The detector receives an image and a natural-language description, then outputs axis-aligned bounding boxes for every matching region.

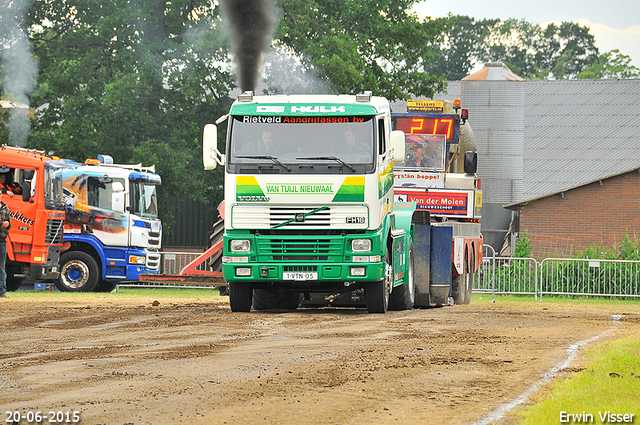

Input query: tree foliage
[577,49,640,79]
[22,0,235,231]
[423,15,498,81]
[273,0,447,100]
[427,18,605,80]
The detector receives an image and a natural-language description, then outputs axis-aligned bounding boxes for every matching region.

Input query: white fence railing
[158,251,206,275]
[476,246,640,299]
[137,249,640,299]
[539,258,640,298]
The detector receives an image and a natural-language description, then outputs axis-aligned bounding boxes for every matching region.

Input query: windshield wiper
[236,155,291,172]
[296,156,356,172]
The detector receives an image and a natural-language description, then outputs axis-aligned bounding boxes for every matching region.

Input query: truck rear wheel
[366,251,391,313]
[463,255,474,305]
[229,281,253,312]
[56,251,100,292]
[451,248,468,305]
[253,289,300,310]
[389,238,415,310]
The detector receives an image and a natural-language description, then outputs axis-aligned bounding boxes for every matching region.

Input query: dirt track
[1,294,639,425]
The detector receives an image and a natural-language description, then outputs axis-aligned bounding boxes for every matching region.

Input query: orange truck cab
[1,146,65,290]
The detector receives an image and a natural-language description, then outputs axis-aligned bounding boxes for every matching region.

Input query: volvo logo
[295,213,305,222]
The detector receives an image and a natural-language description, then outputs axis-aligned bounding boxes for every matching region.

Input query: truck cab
[55,156,162,292]
[1,146,65,291]
[392,99,483,305]
[203,91,415,313]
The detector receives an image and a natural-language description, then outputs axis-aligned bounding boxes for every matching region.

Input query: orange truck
[1,146,65,290]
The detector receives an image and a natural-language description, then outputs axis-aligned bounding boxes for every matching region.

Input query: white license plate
[283,272,318,281]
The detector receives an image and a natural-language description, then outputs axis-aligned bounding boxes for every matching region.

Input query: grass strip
[514,336,640,424]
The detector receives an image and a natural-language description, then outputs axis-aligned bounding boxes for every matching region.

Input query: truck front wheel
[5,265,25,291]
[56,251,100,292]
[229,281,253,312]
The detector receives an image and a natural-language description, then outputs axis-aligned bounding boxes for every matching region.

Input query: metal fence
[539,258,640,298]
[159,251,206,274]
[129,249,640,299]
[476,246,640,299]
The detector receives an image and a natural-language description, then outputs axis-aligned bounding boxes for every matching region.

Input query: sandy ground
[1,293,638,425]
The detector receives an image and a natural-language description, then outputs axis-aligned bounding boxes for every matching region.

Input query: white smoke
[0,0,37,147]
[262,48,333,95]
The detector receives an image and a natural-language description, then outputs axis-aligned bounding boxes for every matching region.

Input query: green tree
[424,15,498,80]
[577,49,640,79]
[477,19,599,79]
[25,0,234,208]
[273,0,447,100]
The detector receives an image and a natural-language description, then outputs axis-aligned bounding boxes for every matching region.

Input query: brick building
[506,168,640,259]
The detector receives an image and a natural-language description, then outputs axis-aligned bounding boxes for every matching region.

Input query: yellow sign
[407,99,444,112]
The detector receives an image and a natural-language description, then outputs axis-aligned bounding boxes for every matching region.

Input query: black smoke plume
[219,0,277,92]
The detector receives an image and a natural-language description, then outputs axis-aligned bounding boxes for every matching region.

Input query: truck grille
[231,205,369,229]
[270,207,331,227]
[146,251,161,270]
[45,219,64,244]
[258,237,343,262]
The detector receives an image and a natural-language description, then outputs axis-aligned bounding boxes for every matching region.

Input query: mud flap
[413,222,431,307]
[429,225,453,305]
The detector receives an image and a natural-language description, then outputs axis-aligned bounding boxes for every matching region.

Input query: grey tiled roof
[391,79,640,204]
[520,79,640,204]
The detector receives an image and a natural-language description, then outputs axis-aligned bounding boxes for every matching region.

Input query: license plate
[283,272,318,281]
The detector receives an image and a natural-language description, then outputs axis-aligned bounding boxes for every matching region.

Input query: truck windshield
[44,168,65,210]
[395,134,447,172]
[227,115,376,174]
[130,182,159,219]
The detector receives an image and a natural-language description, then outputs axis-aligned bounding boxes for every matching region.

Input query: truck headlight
[230,239,251,252]
[129,255,146,265]
[351,239,371,252]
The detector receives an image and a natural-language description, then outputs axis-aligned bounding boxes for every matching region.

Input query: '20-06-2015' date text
[5,411,81,423]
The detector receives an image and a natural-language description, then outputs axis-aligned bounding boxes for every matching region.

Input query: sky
[411,0,640,71]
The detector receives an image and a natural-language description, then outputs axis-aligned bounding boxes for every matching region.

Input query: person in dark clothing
[235,130,279,156]
[0,189,12,297]
[404,143,434,168]
[0,168,16,198]
[335,130,371,154]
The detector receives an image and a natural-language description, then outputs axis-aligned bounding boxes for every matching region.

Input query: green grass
[11,287,225,300]
[513,337,640,424]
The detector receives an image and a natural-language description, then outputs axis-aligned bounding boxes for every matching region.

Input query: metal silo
[462,62,525,252]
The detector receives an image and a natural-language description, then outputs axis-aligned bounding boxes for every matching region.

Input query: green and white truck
[202,91,480,313]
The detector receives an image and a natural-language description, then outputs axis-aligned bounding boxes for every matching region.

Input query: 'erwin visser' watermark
[560,411,636,423]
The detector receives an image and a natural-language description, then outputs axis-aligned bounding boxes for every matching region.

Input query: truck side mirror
[203,124,226,170]
[464,151,477,174]
[111,181,125,213]
[390,130,405,163]
[112,192,125,213]
[22,181,31,202]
